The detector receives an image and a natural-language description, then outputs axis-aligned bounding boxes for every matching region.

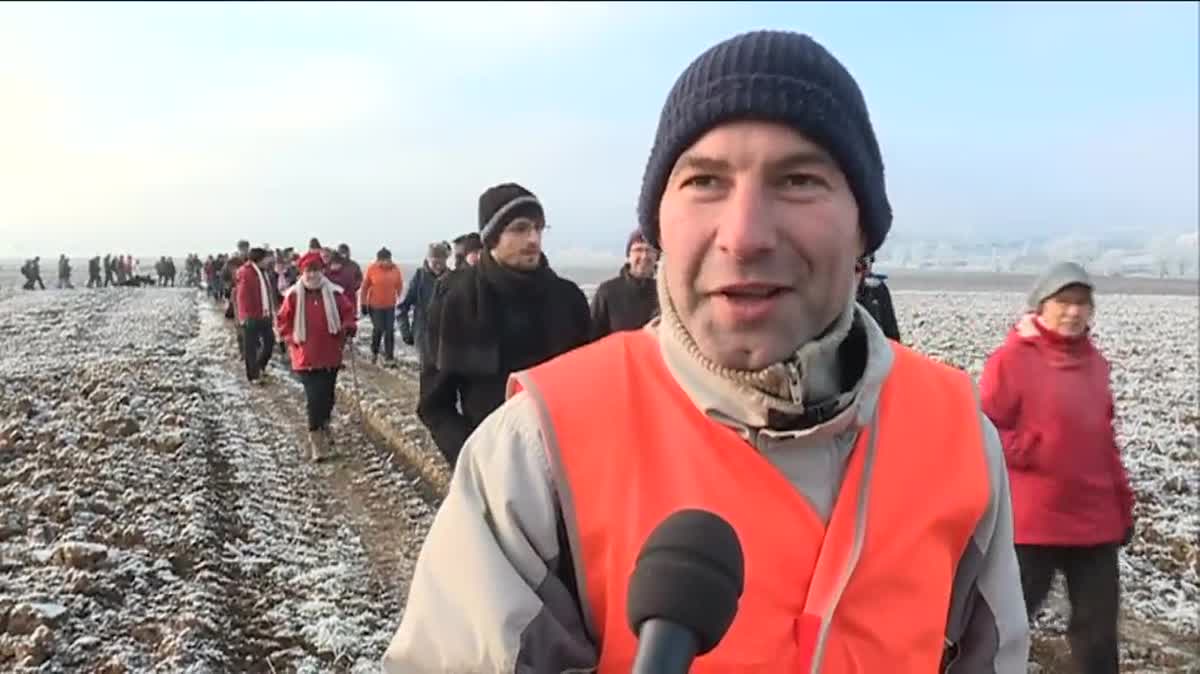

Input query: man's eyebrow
[768,150,840,173]
[669,154,732,180]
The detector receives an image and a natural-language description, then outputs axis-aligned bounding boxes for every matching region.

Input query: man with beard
[397,241,450,365]
[590,229,660,339]
[416,183,591,467]
[385,30,1027,673]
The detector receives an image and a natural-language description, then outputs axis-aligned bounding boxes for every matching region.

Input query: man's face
[492,217,544,271]
[1039,284,1093,337]
[428,256,447,274]
[465,250,481,266]
[320,249,332,264]
[658,120,863,371]
[627,241,658,279]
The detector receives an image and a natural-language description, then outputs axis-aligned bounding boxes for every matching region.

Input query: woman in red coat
[981,261,1133,674]
[276,251,358,462]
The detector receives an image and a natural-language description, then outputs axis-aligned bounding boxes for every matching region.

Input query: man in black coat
[855,254,901,341]
[590,229,659,340]
[417,183,591,467]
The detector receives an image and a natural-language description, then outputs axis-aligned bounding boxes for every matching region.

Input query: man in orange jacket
[385,30,1029,673]
[360,247,404,366]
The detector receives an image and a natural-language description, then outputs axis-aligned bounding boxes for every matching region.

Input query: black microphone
[626,509,745,674]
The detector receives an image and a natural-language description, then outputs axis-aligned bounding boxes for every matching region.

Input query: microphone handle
[631,619,700,674]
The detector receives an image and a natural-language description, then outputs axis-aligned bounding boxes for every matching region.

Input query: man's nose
[714,183,776,260]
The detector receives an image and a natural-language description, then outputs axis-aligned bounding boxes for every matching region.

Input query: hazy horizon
[1,2,1196,259]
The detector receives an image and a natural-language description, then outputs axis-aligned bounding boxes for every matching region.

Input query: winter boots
[307,428,335,463]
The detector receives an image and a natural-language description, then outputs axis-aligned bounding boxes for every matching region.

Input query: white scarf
[251,263,274,318]
[292,277,342,344]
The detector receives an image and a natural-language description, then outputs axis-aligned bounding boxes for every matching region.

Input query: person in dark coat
[855,254,900,341]
[57,255,74,289]
[21,257,45,290]
[590,229,659,340]
[397,241,451,365]
[87,256,102,288]
[417,183,591,467]
[335,243,364,299]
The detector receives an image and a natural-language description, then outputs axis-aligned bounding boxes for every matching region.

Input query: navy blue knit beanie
[637,30,892,253]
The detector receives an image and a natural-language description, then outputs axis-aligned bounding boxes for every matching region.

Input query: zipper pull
[785,359,804,405]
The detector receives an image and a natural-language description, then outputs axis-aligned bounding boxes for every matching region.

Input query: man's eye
[681,174,720,189]
[783,173,829,189]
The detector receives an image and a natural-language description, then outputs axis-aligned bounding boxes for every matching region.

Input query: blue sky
[0,1,1195,260]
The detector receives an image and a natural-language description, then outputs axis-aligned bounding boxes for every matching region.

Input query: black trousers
[242,318,275,381]
[298,368,339,431]
[369,308,395,360]
[1017,544,1120,674]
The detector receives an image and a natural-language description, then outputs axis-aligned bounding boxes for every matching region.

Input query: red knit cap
[298,251,325,270]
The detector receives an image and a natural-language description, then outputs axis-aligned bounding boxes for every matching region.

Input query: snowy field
[0,283,1196,672]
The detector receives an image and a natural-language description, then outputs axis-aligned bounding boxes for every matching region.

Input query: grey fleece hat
[1028,261,1093,310]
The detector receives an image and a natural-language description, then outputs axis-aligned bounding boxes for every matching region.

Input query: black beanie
[637,30,891,253]
[460,232,484,254]
[478,183,545,248]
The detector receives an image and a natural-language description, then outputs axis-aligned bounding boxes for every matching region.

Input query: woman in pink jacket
[981,261,1133,674]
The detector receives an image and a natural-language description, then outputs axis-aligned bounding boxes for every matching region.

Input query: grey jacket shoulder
[382,391,596,673]
[943,397,1030,672]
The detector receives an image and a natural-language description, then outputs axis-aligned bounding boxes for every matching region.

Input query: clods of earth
[0,288,439,672]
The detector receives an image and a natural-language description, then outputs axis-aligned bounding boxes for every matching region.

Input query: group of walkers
[207,238,362,462]
[18,253,203,290]
[377,30,1135,674]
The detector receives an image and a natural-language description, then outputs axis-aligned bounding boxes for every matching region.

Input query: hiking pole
[346,337,367,427]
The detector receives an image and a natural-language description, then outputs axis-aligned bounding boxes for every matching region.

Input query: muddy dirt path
[0,289,435,672]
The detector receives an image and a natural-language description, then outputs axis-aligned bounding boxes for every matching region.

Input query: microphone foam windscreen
[626,508,745,654]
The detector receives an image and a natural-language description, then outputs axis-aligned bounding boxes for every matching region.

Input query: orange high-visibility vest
[509,330,988,673]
